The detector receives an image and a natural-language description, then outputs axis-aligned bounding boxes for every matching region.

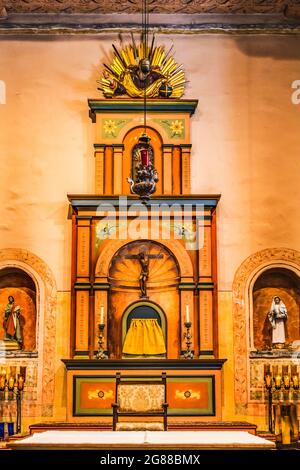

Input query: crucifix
[125,251,163,298]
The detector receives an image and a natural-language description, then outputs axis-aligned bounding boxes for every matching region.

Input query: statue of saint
[268,296,287,348]
[3,296,23,346]
[138,252,149,298]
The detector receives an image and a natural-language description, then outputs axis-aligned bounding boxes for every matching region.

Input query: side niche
[0,267,37,352]
[252,267,300,351]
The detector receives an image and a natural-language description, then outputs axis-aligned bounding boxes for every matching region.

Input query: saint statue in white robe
[268,296,287,347]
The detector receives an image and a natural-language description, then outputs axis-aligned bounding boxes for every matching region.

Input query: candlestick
[185,305,190,324]
[100,306,104,325]
[181,321,194,359]
[96,323,108,360]
[0,366,26,434]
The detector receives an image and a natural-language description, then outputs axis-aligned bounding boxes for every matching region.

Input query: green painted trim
[199,352,215,359]
[75,215,93,220]
[93,283,110,291]
[73,374,215,417]
[111,144,125,148]
[88,99,198,117]
[197,283,214,290]
[74,283,91,290]
[154,118,185,140]
[93,144,106,149]
[179,283,196,290]
[180,144,192,148]
[162,144,174,148]
[68,195,221,211]
[167,376,214,416]
[74,376,115,416]
[73,352,89,358]
[197,215,213,221]
[62,359,227,370]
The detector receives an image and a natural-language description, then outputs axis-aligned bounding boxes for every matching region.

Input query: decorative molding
[1,13,300,34]
[101,119,130,139]
[232,247,300,413]
[3,2,299,16]
[88,100,198,120]
[62,358,227,370]
[0,248,57,417]
[154,119,185,140]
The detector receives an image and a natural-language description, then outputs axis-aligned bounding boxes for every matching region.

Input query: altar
[9,430,275,450]
[64,94,225,425]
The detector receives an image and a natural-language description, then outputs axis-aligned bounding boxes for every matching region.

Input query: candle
[185,305,190,323]
[292,375,299,389]
[8,376,15,391]
[265,374,272,389]
[17,376,24,391]
[0,376,6,391]
[140,149,149,167]
[283,375,290,389]
[275,374,282,389]
[100,306,104,325]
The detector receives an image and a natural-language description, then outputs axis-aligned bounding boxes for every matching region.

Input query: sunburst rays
[98,37,186,99]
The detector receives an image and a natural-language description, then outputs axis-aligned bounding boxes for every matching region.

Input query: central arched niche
[253,267,300,350]
[108,240,180,359]
[122,301,167,358]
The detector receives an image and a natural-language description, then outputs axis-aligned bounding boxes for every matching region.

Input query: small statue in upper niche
[268,296,287,348]
[3,295,23,347]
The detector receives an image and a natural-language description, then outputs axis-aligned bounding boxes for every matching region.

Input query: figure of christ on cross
[125,251,163,298]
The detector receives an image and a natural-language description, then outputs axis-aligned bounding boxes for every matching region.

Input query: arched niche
[121,301,167,358]
[107,240,180,359]
[0,248,56,417]
[0,267,37,350]
[232,248,300,411]
[252,268,300,350]
[122,126,163,195]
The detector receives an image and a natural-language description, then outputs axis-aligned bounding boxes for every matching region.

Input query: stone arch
[0,248,57,417]
[232,247,300,411]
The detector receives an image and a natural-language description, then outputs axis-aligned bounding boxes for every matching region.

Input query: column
[162,144,173,195]
[74,217,91,357]
[197,210,214,358]
[180,144,192,194]
[112,144,124,195]
[94,144,105,194]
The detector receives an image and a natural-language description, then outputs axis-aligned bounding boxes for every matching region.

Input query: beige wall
[1,34,300,428]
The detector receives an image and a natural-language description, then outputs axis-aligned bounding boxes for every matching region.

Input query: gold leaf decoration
[98,37,186,99]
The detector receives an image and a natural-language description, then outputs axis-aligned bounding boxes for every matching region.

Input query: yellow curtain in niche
[122,319,166,355]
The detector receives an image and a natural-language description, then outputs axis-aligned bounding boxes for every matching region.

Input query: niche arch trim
[232,248,300,412]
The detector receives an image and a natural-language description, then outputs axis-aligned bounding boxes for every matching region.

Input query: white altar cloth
[9,430,275,450]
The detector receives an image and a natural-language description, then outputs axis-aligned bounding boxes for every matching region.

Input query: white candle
[185,305,190,323]
[100,306,104,325]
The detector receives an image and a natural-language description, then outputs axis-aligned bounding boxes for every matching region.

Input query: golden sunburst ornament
[98,36,186,99]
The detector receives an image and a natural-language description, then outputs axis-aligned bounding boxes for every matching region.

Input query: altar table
[9,430,275,450]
